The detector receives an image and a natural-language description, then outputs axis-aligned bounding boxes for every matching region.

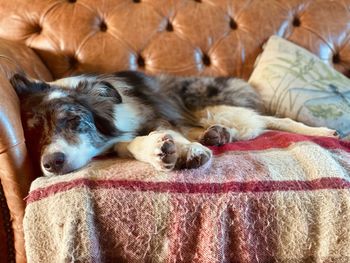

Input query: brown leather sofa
[0,0,349,262]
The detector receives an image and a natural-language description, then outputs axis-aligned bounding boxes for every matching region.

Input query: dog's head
[10,74,123,176]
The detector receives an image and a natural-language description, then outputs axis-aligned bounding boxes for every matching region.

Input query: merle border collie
[10,71,337,176]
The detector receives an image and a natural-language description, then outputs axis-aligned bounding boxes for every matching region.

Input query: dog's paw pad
[200,125,231,146]
[158,137,177,164]
[185,152,210,169]
[177,143,212,169]
[154,134,178,171]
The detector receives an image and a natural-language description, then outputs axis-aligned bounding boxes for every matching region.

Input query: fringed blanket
[24,131,350,263]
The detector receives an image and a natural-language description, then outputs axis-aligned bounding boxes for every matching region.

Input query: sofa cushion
[23,131,350,262]
[249,36,350,139]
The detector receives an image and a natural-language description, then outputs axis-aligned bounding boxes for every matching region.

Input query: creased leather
[0,0,349,79]
[0,39,51,263]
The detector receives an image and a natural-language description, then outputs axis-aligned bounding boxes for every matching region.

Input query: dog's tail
[157,75,264,112]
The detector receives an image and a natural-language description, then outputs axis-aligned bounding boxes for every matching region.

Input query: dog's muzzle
[42,152,66,174]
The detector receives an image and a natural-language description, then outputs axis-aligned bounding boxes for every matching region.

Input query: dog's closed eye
[67,115,80,124]
[56,114,80,129]
[64,115,92,131]
[66,115,80,122]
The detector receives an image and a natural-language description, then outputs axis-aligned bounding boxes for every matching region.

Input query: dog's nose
[42,152,66,174]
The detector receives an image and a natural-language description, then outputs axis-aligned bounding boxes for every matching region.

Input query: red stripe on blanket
[26,177,350,204]
[209,131,350,155]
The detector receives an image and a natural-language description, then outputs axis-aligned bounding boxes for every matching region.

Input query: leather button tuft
[68,0,76,3]
[166,21,174,32]
[194,0,202,2]
[229,18,238,30]
[333,53,340,64]
[346,69,350,78]
[33,24,42,34]
[137,55,145,68]
[68,56,78,68]
[292,17,301,27]
[133,0,141,3]
[202,54,211,66]
[100,21,107,32]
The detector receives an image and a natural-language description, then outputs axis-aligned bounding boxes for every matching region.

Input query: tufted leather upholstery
[1,0,350,80]
[0,0,349,262]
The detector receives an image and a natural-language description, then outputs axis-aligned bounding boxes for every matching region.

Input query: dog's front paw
[151,133,178,171]
[200,125,232,146]
[177,142,212,169]
[156,134,178,170]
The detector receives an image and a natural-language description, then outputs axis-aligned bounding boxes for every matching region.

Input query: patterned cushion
[249,36,350,139]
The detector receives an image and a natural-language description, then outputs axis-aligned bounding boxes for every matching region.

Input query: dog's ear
[91,108,120,137]
[79,97,121,137]
[76,80,122,104]
[95,81,122,104]
[9,74,50,99]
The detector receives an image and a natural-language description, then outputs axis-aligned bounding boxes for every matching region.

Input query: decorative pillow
[249,36,350,139]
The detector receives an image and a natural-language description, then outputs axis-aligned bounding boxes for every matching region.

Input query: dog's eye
[66,116,81,129]
[66,115,94,132]
[67,116,80,122]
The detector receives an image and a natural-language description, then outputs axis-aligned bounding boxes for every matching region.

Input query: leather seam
[0,141,26,155]
[0,56,20,70]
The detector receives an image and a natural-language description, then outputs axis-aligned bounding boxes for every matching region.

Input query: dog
[10,71,338,176]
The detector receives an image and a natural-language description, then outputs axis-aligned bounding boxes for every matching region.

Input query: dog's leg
[114,130,212,171]
[191,105,266,145]
[114,133,178,171]
[260,116,338,137]
[162,130,212,170]
[183,125,237,146]
[190,105,338,146]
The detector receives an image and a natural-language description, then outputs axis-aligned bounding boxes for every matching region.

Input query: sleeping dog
[10,71,337,176]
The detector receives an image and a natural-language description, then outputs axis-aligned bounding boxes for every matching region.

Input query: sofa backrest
[0,0,349,79]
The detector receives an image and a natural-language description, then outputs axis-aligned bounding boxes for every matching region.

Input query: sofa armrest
[0,38,52,263]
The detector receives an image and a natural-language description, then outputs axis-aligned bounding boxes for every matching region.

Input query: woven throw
[24,131,350,263]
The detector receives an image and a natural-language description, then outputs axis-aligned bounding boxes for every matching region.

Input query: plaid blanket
[23,131,350,263]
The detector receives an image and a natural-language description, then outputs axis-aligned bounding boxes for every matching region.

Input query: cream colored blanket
[24,132,350,262]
